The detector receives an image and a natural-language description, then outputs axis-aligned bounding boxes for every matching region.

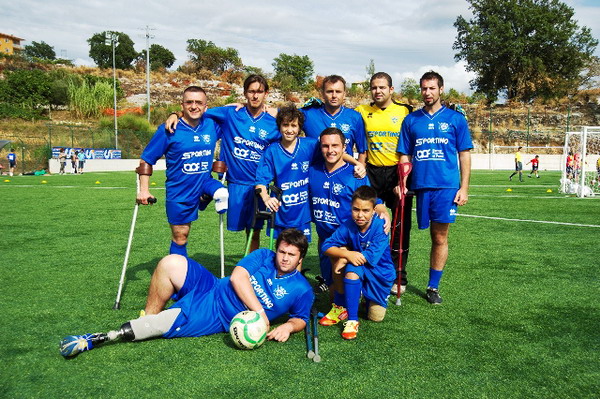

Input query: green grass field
[1,170,598,398]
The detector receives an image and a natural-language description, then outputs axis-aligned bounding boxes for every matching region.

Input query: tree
[88,31,137,69]
[454,0,598,102]
[0,69,52,108]
[272,53,314,91]
[24,41,56,60]
[186,39,242,74]
[139,44,176,71]
[399,78,421,101]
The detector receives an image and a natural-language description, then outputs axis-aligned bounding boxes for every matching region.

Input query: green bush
[68,80,114,118]
[0,103,48,120]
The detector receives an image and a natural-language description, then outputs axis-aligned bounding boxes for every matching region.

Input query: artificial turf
[0,170,598,398]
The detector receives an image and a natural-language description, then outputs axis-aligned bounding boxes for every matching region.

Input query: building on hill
[0,33,24,55]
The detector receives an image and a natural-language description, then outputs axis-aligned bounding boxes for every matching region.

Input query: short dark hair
[420,71,444,88]
[352,185,378,207]
[518,146,523,150]
[276,103,304,130]
[244,74,269,93]
[369,72,393,87]
[322,75,346,91]
[276,228,308,259]
[319,127,345,144]
[183,86,207,96]
[10,148,14,152]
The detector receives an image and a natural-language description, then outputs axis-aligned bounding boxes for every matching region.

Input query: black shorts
[515,162,523,171]
[366,164,398,209]
[9,161,16,168]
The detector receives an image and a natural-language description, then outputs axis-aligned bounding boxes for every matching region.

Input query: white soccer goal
[560,126,600,197]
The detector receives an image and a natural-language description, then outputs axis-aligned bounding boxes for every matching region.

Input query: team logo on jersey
[202,135,211,144]
[194,136,201,142]
[428,123,435,130]
[301,161,309,172]
[273,285,288,299]
[249,126,256,133]
[323,181,330,189]
[450,209,457,216]
[438,122,450,133]
[303,228,311,236]
[267,278,273,286]
[330,122,337,128]
[258,129,268,139]
[361,241,371,250]
[291,163,298,170]
[391,117,399,124]
[333,183,344,195]
[340,123,350,133]
[314,210,324,219]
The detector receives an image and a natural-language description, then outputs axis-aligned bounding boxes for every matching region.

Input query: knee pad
[368,304,387,322]
[213,188,229,214]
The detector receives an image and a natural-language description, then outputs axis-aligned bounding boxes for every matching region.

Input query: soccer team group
[60,70,473,357]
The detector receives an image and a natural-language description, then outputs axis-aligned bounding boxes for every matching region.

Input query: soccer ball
[229,310,268,350]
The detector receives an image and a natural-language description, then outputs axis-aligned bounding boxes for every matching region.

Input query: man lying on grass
[60,228,314,357]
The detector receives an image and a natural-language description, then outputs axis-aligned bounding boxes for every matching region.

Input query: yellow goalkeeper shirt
[356,101,412,167]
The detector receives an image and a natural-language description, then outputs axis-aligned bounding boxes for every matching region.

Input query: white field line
[458,213,600,228]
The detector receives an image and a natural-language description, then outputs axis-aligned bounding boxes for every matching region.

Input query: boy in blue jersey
[166,75,280,253]
[137,86,228,257]
[255,104,319,240]
[309,128,390,321]
[301,75,367,164]
[7,148,16,176]
[59,229,315,357]
[321,186,395,340]
[397,71,472,305]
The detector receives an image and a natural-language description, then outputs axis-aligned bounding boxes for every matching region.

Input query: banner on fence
[52,147,122,160]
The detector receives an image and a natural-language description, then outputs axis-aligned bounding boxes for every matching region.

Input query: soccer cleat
[341,320,359,340]
[139,309,146,318]
[319,304,348,326]
[59,333,108,357]
[509,176,512,181]
[528,175,532,178]
[391,283,407,296]
[426,288,443,305]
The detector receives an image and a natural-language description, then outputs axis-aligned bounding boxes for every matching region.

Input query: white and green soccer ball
[229,310,268,350]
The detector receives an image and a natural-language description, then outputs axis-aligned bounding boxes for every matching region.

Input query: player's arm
[395,154,412,198]
[324,246,366,267]
[165,112,181,133]
[342,153,366,178]
[266,317,305,342]
[256,184,280,212]
[136,160,155,205]
[374,204,391,234]
[454,150,471,206]
[230,266,270,330]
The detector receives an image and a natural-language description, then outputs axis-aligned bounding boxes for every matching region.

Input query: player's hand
[260,312,270,332]
[345,251,366,266]
[228,102,244,111]
[136,190,155,205]
[353,163,366,179]
[393,184,408,199]
[454,187,469,206]
[264,197,281,212]
[333,257,348,274]
[165,113,179,133]
[267,323,293,342]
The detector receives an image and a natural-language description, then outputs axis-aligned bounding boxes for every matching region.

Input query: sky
[2,0,599,94]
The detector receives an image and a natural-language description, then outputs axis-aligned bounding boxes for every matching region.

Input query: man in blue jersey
[301,75,367,164]
[397,71,472,305]
[166,75,280,253]
[322,186,395,339]
[137,86,228,257]
[255,104,319,241]
[309,128,389,326]
[59,229,314,357]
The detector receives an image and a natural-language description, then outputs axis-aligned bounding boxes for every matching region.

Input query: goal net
[560,126,600,197]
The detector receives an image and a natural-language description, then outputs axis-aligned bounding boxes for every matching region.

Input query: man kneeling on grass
[321,186,395,340]
[60,229,314,357]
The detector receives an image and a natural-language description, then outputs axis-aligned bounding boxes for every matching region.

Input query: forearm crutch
[390,162,412,306]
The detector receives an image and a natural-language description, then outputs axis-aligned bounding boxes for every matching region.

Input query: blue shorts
[345,264,393,308]
[164,259,225,338]
[165,178,224,225]
[270,222,312,243]
[415,188,458,229]
[227,182,264,231]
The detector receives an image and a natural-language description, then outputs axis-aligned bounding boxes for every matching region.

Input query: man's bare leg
[145,255,188,314]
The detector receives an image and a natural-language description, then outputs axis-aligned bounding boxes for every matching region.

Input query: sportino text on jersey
[250,276,274,308]
[280,178,309,191]
[312,196,341,208]
[234,136,265,151]
[182,150,213,159]
[415,137,449,146]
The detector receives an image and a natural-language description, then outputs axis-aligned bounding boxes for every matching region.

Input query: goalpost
[560,126,600,197]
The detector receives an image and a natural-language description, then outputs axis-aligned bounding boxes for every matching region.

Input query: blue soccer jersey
[397,106,473,190]
[217,249,314,325]
[301,105,367,155]
[207,106,280,185]
[7,153,16,162]
[141,118,221,202]
[255,137,319,229]
[321,215,395,305]
[308,161,372,238]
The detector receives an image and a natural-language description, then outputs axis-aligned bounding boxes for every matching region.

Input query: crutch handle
[148,197,157,204]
